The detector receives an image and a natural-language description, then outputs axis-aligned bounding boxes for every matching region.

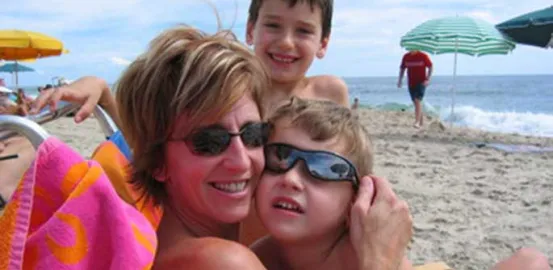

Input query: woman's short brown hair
[115,25,270,205]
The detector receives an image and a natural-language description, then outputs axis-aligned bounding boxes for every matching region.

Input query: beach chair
[0,107,452,270]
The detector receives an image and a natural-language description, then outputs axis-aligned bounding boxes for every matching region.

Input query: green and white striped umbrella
[400,16,516,56]
[400,16,516,123]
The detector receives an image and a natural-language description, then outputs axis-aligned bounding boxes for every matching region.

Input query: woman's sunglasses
[264,143,359,187]
[185,122,271,156]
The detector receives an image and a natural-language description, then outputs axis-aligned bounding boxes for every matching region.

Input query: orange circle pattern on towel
[0,137,158,269]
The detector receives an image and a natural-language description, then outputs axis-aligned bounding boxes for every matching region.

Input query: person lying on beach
[0,87,16,110]
[1,25,413,269]
[14,88,33,116]
[0,88,33,116]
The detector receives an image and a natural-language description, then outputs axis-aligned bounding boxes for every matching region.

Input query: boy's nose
[277,32,294,51]
[279,164,304,192]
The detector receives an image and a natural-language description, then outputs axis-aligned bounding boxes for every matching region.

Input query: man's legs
[414,98,422,128]
[408,84,425,128]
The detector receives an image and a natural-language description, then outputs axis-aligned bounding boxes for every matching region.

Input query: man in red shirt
[397,50,433,128]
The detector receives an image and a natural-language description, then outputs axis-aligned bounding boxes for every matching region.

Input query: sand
[2,109,552,269]
[358,109,553,269]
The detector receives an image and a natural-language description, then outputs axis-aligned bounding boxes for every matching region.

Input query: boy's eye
[297,28,313,34]
[264,23,279,28]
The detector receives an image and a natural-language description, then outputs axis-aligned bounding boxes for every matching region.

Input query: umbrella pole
[450,38,459,127]
[15,61,19,90]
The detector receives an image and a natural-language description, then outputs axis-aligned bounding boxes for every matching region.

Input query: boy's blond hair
[267,97,373,177]
[115,25,270,205]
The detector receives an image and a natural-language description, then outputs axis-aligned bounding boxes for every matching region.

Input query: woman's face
[162,94,266,224]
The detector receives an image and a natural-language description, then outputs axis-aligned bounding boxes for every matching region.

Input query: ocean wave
[441,105,553,137]
[368,101,553,137]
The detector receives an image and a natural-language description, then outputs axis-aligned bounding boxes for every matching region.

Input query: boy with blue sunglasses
[252,97,386,269]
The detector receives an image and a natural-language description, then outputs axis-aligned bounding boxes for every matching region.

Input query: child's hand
[31,76,110,123]
[349,175,413,270]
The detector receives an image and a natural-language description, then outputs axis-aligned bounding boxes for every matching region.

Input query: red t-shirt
[400,51,432,87]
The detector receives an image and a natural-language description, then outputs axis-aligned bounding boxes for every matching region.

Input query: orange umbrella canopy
[0,30,68,60]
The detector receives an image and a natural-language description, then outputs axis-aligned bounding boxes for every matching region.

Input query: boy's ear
[316,35,330,59]
[153,165,169,182]
[246,21,255,46]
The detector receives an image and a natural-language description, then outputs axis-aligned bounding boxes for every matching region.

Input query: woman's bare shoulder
[250,236,282,270]
[154,237,266,270]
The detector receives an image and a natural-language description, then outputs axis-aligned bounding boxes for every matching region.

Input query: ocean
[346,74,553,137]
[15,74,553,138]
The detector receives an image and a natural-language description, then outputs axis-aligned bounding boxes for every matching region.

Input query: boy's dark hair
[248,0,333,39]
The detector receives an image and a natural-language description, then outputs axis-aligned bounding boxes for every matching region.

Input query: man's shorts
[408,83,426,101]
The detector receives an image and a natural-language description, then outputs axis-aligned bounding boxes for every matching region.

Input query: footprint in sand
[394,145,410,151]
[466,150,491,157]
[385,149,400,156]
[471,189,484,196]
[382,161,406,168]
[486,157,502,163]
[413,223,436,233]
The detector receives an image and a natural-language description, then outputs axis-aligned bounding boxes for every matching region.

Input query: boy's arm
[313,75,350,107]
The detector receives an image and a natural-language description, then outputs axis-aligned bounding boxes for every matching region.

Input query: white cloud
[466,11,499,23]
[110,57,132,66]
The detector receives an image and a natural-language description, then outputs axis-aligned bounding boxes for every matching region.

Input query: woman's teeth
[211,182,247,193]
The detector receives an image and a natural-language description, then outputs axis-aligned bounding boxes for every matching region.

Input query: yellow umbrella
[0,30,68,88]
[0,30,68,60]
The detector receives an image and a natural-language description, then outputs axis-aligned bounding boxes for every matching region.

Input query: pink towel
[0,137,157,270]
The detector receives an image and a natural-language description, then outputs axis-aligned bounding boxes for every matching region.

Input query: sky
[2,0,552,86]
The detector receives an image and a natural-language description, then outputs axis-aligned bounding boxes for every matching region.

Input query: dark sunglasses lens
[307,152,355,182]
[190,128,230,155]
[265,144,294,171]
[241,123,269,147]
